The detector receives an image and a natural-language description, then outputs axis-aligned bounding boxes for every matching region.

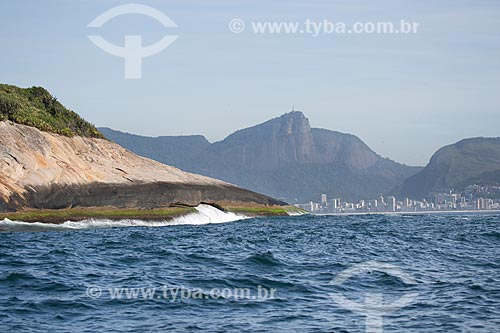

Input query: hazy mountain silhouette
[100,111,421,202]
[397,137,500,198]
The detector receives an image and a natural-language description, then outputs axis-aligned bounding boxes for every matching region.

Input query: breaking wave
[0,204,247,232]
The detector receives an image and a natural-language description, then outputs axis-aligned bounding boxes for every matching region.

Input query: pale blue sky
[1,0,499,165]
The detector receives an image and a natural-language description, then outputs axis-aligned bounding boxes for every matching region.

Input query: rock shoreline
[0,120,287,214]
[0,204,298,224]
[1,181,285,212]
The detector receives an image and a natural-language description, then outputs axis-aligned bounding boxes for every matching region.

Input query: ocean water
[0,210,499,332]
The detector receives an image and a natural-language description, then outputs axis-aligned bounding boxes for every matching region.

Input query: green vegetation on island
[0,206,196,224]
[0,205,305,224]
[226,205,307,216]
[0,84,104,138]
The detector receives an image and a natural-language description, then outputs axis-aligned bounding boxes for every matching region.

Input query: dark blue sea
[1,211,499,332]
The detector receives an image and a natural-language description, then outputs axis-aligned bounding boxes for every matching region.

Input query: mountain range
[100,111,422,202]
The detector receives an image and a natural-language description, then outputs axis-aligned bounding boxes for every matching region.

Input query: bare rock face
[0,121,284,211]
[216,111,317,170]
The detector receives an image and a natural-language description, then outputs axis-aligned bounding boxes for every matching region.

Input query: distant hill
[98,128,210,168]
[397,137,500,198]
[100,112,422,202]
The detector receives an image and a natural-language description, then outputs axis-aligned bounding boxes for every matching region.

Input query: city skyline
[299,185,500,214]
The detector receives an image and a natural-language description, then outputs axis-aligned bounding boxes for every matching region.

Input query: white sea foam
[0,204,247,232]
[286,210,307,216]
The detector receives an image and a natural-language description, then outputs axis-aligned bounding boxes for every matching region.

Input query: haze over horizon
[1,0,499,165]
[100,109,499,168]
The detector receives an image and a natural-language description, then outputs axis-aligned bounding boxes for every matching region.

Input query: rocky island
[0,84,293,223]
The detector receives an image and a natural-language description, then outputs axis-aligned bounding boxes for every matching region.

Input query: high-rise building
[330,198,340,210]
[321,194,327,205]
[387,196,396,212]
[478,197,486,210]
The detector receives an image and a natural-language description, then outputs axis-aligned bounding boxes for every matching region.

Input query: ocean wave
[244,251,282,267]
[0,204,247,232]
[1,213,500,332]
